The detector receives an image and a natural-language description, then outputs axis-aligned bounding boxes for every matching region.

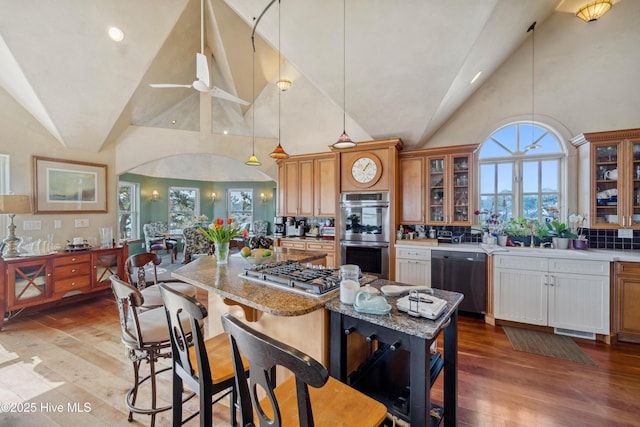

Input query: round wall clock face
[350,153,382,186]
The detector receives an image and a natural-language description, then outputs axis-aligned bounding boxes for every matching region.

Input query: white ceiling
[0,0,615,180]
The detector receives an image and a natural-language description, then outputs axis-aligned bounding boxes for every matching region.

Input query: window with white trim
[228,189,253,231]
[169,187,200,229]
[478,123,565,224]
[118,182,139,241]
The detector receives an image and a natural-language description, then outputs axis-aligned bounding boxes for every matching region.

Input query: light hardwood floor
[1,291,639,426]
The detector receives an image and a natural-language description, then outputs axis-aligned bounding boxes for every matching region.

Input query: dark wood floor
[1,290,639,426]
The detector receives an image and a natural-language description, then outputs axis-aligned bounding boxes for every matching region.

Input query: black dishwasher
[431,250,487,315]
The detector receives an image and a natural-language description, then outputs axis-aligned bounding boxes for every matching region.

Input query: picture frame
[33,156,108,213]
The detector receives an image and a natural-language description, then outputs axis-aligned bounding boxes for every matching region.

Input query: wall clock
[349,152,382,187]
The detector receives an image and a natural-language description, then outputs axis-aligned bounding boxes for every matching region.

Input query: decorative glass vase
[214,241,230,265]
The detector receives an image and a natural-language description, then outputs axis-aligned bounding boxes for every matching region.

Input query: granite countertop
[171,247,332,317]
[324,280,464,340]
[395,239,640,262]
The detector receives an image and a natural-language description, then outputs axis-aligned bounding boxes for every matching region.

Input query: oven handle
[341,242,389,249]
[340,203,389,209]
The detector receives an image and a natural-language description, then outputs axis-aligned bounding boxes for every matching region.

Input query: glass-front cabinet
[6,259,51,309]
[427,153,472,225]
[585,129,640,229]
[93,249,122,288]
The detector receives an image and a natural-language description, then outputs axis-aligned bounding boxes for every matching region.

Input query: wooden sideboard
[0,244,128,330]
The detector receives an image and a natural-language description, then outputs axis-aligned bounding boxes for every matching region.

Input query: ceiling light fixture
[276,79,292,91]
[270,0,290,160]
[576,0,612,22]
[107,26,125,42]
[332,0,356,149]
[246,17,262,166]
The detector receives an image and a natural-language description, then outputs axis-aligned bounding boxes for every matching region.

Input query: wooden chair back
[110,274,146,347]
[221,312,328,426]
[126,252,162,290]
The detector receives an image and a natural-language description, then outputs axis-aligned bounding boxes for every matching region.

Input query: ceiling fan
[149,0,249,106]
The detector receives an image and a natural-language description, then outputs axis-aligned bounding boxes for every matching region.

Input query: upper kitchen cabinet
[573,129,640,229]
[399,144,476,226]
[277,153,338,217]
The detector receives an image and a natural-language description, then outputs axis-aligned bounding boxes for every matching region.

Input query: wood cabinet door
[6,259,51,309]
[626,140,640,228]
[426,155,447,224]
[450,153,472,225]
[298,159,314,217]
[617,275,640,337]
[548,272,610,335]
[399,156,425,224]
[314,155,337,217]
[494,268,548,325]
[283,161,299,216]
[591,141,624,228]
[93,249,122,288]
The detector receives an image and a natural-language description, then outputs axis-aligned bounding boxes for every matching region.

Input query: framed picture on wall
[33,156,108,213]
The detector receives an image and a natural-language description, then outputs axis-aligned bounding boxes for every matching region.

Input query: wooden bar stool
[221,312,388,427]
[159,284,249,426]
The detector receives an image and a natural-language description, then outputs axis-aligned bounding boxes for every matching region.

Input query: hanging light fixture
[270,0,290,160]
[523,22,539,153]
[276,79,292,91]
[332,0,356,149]
[246,21,261,166]
[576,0,612,22]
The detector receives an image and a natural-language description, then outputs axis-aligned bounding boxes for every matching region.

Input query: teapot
[604,169,618,180]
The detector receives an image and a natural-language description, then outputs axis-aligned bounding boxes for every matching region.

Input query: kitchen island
[172,247,332,363]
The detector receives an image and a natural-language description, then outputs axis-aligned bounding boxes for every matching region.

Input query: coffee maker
[274,216,285,237]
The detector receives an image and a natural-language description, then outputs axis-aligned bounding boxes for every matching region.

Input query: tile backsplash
[402,225,640,250]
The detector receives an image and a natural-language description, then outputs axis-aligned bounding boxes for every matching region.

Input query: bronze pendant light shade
[270,0,290,159]
[332,0,356,149]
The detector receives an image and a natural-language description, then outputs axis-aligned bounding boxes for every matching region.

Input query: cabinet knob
[365,333,377,343]
[344,327,356,335]
[71,282,76,286]
[71,257,76,261]
[390,340,402,351]
[71,269,77,273]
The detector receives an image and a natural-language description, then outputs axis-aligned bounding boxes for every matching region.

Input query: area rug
[503,326,596,365]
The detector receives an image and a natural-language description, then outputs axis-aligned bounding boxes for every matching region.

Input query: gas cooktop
[240,261,341,297]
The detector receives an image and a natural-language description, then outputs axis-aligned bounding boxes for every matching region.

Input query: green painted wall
[119,173,276,254]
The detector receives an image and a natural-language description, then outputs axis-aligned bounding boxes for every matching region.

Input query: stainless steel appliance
[436,230,465,244]
[274,216,285,237]
[240,260,341,297]
[431,250,486,315]
[340,192,390,278]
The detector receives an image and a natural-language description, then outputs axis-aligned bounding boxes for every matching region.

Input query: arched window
[478,122,566,224]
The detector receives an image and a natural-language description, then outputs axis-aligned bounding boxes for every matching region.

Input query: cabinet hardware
[365,333,377,343]
[344,327,356,335]
[71,269,77,273]
[390,340,402,351]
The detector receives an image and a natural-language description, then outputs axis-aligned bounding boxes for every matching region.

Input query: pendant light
[523,22,539,153]
[245,29,261,166]
[332,0,356,149]
[270,0,290,160]
[576,0,612,22]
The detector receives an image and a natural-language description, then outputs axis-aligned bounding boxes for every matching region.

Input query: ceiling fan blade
[149,83,193,88]
[196,53,210,88]
[209,86,249,105]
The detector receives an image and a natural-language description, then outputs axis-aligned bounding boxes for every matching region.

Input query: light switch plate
[23,220,42,230]
[54,219,62,229]
[74,219,89,228]
[618,228,633,239]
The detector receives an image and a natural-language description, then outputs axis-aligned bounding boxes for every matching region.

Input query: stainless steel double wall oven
[340,192,390,279]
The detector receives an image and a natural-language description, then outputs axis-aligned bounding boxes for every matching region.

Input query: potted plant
[504,216,531,246]
[546,220,576,249]
[568,214,588,250]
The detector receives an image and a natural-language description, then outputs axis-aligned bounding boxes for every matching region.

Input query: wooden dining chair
[221,312,388,427]
[159,284,249,427]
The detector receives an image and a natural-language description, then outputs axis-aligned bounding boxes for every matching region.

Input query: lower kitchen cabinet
[0,244,128,330]
[615,262,640,343]
[395,246,431,286]
[494,255,610,336]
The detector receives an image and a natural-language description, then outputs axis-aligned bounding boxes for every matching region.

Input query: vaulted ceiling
[0,0,613,180]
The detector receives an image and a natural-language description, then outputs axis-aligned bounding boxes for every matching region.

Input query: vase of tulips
[200,218,248,264]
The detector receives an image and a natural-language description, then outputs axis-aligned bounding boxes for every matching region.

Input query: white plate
[380,284,432,297]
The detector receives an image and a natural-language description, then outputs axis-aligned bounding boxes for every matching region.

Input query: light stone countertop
[324,280,464,340]
[395,239,640,262]
[172,247,331,317]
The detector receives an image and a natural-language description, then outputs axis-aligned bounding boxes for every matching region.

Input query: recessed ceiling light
[223,130,228,135]
[470,71,482,84]
[108,27,124,42]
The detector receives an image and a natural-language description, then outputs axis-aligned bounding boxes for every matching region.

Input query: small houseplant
[546,220,576,249]
[568,214,588,250]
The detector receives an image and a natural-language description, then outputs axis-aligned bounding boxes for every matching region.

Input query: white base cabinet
[494,255,610,335]
[395,247,431,286]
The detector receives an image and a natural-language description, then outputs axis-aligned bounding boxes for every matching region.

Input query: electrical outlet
[54,219,62,229]
[23,220,42,230]
[618,228,633,239]
[74,219,89,228]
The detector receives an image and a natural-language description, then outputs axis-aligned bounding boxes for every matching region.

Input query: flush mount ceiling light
[276,79,292,91]
[107,26,124,42]
[576,0,612,22]
[332,0,356,149]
